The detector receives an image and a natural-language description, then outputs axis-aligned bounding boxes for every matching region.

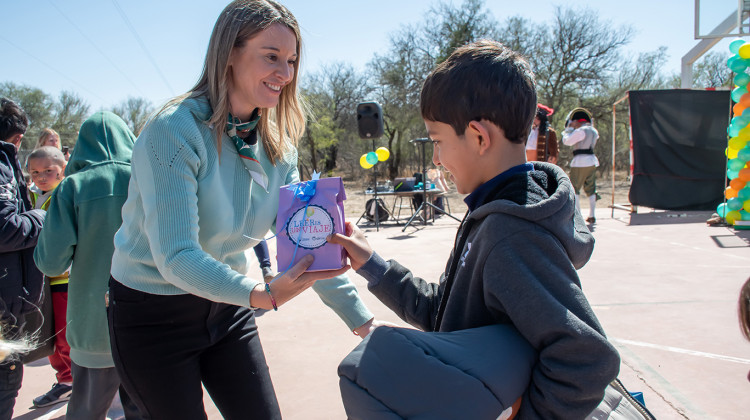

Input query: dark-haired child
[331,40,619,419]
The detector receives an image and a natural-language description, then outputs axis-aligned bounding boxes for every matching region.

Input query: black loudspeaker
[356,102,384,139]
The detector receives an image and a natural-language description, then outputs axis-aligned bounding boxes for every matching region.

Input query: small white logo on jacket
[0,178,17,201]
[460,242,472,267]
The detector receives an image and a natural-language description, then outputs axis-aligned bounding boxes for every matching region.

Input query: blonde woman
[107,1,376,418]
[35,128,61,150]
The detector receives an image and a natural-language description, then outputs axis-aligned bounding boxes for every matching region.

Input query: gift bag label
[286,205,334,249]
[276,175,347,272]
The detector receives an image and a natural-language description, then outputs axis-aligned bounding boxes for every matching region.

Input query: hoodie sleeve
[33,185,77,276]
[483,230,619,419]
[0,177,46,253]
[357,252,443,331]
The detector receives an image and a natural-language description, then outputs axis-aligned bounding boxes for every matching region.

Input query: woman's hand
[326,221,373,271]
[249,254,350,310]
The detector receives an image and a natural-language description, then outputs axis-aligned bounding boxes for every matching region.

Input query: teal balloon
[728,168,740,179]
[729,124,742,137]
[736,73,750,87]
[731,58,749,73]
[739,147,750,161]
[739,187,750,202]
[733,86,748,102]
[729,158,747,171]
[728,55,739,67]
[365,151,378,165]
[717,202,729,217]
[731,116,746,127]
[728,197,744,210]
[741,210,750,221]
[731,39,746,54]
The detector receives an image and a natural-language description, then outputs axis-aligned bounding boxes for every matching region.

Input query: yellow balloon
[729,136,748,151]
[375,147,390,161]
[741,44,750,59]
[744,199,750,212]
[726,210,742,225]
[728,147,740,159]
[360,154,374,169]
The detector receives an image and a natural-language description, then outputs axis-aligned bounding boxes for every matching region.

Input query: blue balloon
[731,58,750,73]
[733,86,749,102]
[736,73,750,87]
[739,187,750,202]
[717,202,729,217]
[729,168,741,179]
[739,146,750,161]
[731,39,746,54]
[728,197,744,211]
[365,151,378,165]
[729,158,748,171]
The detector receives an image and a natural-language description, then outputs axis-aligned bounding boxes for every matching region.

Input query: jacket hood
[65,111,136,176]
[467,162,594,269]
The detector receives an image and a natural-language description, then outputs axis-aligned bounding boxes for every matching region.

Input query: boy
[0,97,46,419]
[26,146,74,407]
[34,112,141,419]
[330,41,620,418]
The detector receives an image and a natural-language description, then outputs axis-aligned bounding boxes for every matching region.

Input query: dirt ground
[342,171,633,218]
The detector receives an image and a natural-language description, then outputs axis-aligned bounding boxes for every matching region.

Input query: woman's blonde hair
[163,0,305,164]
[35,128,61,150]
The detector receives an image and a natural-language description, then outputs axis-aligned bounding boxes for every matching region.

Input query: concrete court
[11,207,750,419]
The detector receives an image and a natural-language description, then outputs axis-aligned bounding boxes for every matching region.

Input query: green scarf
[226,110,268,190]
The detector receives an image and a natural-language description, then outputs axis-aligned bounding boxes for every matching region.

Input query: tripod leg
[425,202,460,222]
[402,203,427,232]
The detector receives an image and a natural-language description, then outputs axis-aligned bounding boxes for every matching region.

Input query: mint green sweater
[110,97,372,329]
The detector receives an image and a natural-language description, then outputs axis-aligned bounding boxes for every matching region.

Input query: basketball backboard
[695,0,750,39]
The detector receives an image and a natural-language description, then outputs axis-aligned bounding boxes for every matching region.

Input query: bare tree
[53,91,90,145]
[529,6,634,113]
[301,62,371,177]
[112,97,154,136]
[424,0,500,64]
[693,52,732,88]
[0,82,56,150]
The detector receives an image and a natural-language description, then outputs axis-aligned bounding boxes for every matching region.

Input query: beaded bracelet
[265,283,278,311]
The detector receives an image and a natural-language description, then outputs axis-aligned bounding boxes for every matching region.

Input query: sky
[1,0,742,113]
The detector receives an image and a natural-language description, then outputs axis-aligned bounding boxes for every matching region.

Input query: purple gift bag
[275,176,347,272]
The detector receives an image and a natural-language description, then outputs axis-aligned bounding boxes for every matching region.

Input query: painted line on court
[612,338,750,365]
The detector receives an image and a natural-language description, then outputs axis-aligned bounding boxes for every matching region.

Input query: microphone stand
[402,138,460,232]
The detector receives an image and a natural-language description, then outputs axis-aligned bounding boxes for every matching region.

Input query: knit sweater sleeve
[132,115,259,307]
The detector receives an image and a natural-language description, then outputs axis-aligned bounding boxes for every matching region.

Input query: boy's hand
[352,317,402,339]
[249,254,350,310]
[327,221,373,270]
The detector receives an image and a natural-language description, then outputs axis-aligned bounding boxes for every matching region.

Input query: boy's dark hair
[420,40,537,144]
[0,98,29,142]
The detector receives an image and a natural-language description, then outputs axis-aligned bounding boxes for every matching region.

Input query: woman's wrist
[249,283,273,310]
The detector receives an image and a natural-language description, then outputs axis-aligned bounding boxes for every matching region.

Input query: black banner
[628,89,729,211]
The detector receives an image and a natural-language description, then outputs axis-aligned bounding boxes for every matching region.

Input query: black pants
[107,278,280,420]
